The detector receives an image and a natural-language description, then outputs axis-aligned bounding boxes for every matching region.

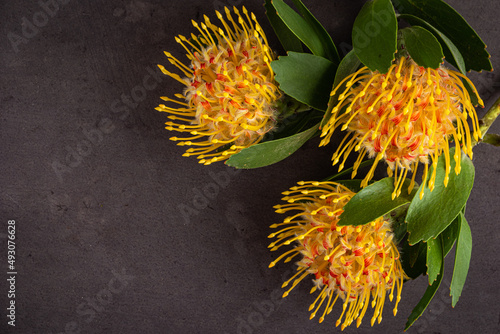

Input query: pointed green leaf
[392,0,492,71]
[398,14,466,74]
[397,13,479,106]
[400,26,444,69]
[450,212,472,307]
[321,49,361,128]
[337,177,417,227]
[263,108,319,142]
[272,52,337,111]
[426,236,443,284]
[387,204,409,244]
[332,50,362,86]
[264,0,303,53]
[441,213,460,257]
[462,78,480,107]
[405,239,444,331]
[291,0,340,64]
[407,147,475,244]
[352,0,397,72]
[225,123,318,168]
[401,240,427,279]
[272,0,338,62]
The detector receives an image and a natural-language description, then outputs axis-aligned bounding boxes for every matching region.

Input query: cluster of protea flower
[320,56,482,199]
[156,6,280,165]
[156,5,486,331]
[269,181,405,329]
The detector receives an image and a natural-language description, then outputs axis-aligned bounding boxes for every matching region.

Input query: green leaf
[441,213,460,257]
[401,240,427,279]
[263,95,318,142]
[290,0,340,64]
[426,236,443,284]
[463,79,480,107]
[450,212,472,307]
[225,123,318,168]
[392,0,492,72]
[271,0,339,62]
[264,0,303,53]
[263,109,320,142]
[400,26,444,69]
[387,204,409,244]
[352,0,397,72]
[407,147,475,244]
[321,49,361,128]
[398,14,466,74]
[272,52,337,111]
[405,239,444,331]
[397,13,479,106]
[337,177,417,227]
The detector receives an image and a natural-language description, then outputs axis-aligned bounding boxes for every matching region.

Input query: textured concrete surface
[1,0,499,333]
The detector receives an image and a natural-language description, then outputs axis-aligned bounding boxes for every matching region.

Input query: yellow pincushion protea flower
[269,181,405,330]
[320,56,483,198]
[156,6,280,165]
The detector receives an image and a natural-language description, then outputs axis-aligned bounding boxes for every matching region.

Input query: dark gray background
[1,0,499,333]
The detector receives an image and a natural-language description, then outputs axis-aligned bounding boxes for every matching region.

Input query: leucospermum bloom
[156,7,280,165]
[269,181,405,330]
[320,56,483,198]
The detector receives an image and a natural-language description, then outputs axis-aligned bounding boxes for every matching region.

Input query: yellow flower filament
[320,57,483,198]
[156,7,280,165]
[269,181,406,330]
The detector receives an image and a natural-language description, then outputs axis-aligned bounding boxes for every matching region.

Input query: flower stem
[473,95,500,146]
